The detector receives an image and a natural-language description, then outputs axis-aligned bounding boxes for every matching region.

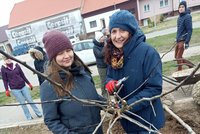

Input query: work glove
[28,83,33,90]
[105,80,118,95]
[6,90,11,97]
[185,43,189,49]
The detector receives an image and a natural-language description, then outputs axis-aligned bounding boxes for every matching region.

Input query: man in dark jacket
[93,31,108,98]
[175,1,194,71]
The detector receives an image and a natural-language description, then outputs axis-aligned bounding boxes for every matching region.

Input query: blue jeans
[11,86,42,120]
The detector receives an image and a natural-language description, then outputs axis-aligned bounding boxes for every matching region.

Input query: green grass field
[147,28,200,53]
[0,86,40,105]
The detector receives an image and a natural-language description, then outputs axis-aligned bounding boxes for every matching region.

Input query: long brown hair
[47,53,91,97]
[103,38,115,65]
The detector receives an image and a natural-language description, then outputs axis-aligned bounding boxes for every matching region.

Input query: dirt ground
[1,101,199,134]
[1,83,200,134]
[1,106,200,134]
[160,109,200,134]
[160,81,200,134]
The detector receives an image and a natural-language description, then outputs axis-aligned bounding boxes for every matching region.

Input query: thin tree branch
[163,104,196,134]
[106,114,121,134]
[129,95,161,107]
[92,111,108,134]
[121,114,161,134]
[125,110,158,131]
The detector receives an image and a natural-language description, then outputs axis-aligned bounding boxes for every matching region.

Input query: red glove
[6,90,11,97]
[105,80,118,94]
[28,83,33,90]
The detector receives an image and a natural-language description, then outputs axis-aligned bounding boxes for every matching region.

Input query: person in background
[29,46,48,85]
[40,30,104,134]
[175,1,194,71]
[104,10,165,133]
[1,57,42,120]
[93,31,108,98]
[101,28,110,45]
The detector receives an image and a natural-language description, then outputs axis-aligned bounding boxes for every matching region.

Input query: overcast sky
[0,0,24,27]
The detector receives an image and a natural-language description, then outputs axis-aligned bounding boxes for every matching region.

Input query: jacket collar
[123,28,146,59]
[3,62,17,70]
[59,64,85,80]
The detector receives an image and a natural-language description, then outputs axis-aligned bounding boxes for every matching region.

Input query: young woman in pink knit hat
[40,30,105,134]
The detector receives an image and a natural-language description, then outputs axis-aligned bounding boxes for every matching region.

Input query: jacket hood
[179,1,190,15]
[186,8,191,14]
[179,1,187,9]
[95,32,104,43]
[123,27,146,60]
[29,46,46,60]
[109,10,146,62]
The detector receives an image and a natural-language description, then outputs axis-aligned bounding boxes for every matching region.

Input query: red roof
[8,0,128,28]
[81,0,128,14]
[9,0,81,28]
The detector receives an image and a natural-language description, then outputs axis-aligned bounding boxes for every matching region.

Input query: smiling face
[179,5,186,13]
[111,28,130,50]
[55,49,74,68]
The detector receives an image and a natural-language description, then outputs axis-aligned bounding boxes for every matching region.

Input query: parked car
[72,39,96,65]
[69,34,79,43]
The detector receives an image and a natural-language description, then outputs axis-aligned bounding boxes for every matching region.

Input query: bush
[160,14,165,22]
[148,18,155,28]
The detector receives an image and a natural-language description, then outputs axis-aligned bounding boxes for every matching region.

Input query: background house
[81,0,137,37]
[138,0,200,26]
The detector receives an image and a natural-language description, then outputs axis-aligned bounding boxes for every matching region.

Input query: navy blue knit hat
[109,10,138,35]
[179,1,187,9]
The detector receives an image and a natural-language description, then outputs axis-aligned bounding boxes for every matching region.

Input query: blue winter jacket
[176,9,193,44]
[40,66,104,134]
[106,28,165,132]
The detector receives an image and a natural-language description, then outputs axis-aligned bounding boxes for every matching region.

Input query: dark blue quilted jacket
[176,9,193,44]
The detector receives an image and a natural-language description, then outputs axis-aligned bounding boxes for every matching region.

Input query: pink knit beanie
[42,30,73,60]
